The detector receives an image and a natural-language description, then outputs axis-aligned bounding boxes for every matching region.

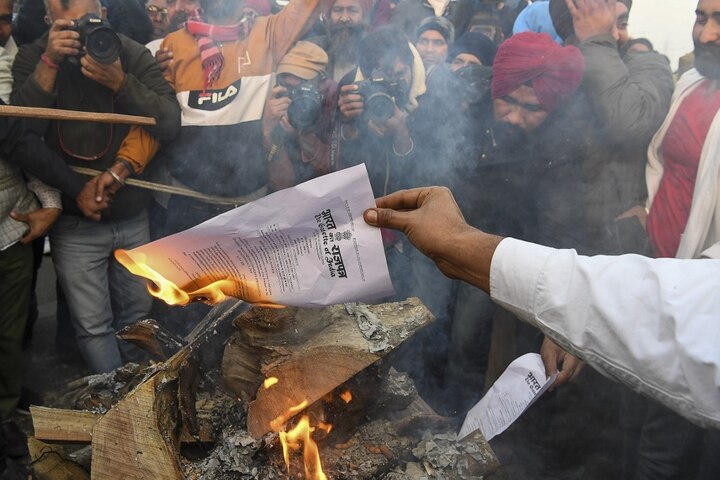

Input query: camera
[354,70,403,123]
[283,81,324,131]
[67,13,122,65]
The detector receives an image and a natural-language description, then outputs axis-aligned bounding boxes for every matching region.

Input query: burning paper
[458,353,557,441]
[116,164,394,307]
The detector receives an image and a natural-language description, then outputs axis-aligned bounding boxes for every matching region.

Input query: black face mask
[491,120,528,149]
[694,40,720,80]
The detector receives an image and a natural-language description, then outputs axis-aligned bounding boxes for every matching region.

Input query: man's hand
[44,19,81,64]
[80,55,126,93]
[75,172,117,222]
[540,337,585,391]
[338,84,364,122]
[565,0,618,42]
[262,85,294,139]
[9,208,62,243]
[155,48,173,75]
[363,187,503,291]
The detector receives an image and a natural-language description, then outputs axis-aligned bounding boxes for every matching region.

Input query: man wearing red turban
[491,31,585,128]
[445,31,593,418]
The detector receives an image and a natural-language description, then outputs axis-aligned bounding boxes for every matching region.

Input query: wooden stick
[31,406,100,443]
[0,105,156,126]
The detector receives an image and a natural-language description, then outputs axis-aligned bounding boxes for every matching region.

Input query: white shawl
[646,68,720,259]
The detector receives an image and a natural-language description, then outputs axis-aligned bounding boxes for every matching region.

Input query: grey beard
[329,25,364,67]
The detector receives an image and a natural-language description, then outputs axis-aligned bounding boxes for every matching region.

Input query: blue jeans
[50,211,152,373]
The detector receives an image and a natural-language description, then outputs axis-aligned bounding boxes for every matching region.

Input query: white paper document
[458,353,557,441]
[115,164,394,308]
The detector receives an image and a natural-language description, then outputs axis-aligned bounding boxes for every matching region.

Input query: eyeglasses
[146,5,168,18]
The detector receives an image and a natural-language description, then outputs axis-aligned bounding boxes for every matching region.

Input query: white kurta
[489,238,720,429]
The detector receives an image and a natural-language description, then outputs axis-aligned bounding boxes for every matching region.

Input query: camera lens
[364,92,395,122]
[288,95,321,130]
[86,28,122,64]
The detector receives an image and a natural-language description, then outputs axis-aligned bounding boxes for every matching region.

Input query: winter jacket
[159,0,322,198]
[577,34,674,253]
[11,33,181,220]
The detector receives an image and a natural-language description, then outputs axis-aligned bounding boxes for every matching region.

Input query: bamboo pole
[0,105,156,126]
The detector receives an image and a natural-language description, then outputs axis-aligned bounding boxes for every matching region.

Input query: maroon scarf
[185,9,249,92]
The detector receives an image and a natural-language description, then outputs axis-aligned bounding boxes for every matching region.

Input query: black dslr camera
[282,81,324,131]
[67,13,122,65]
[355,70,404,123]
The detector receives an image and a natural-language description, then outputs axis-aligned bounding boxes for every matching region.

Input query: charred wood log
[221,297,435,438]
[116,319,186,361]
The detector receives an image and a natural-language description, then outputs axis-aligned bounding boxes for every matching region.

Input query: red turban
[491,32,585,112]
[324,0,374,20]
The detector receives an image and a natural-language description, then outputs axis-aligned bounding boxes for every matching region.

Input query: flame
[279,416,328,480]
[114,249,282,307]
[339,390,352,404]
[264,377,279,389]
[272,401,329,480]
[270,400,309,432]
[316,421,333,434]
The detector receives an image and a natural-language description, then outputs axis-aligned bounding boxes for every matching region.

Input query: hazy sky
[630,0,696,70]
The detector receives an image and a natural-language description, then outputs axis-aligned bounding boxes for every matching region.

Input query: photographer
[10,0,180,374]
[335,26,424,197]
[262,41,333,190]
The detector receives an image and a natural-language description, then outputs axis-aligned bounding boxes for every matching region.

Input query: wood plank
[31,405,213,445]
[90,378,183,480]
[28,437,91,480]
[31,406,100,443]
[0,105,156,126]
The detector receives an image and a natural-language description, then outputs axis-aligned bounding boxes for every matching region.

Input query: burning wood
[29,298,500,479]
[221,298,434,438]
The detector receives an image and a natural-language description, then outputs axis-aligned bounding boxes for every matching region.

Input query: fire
[264,377,279,389]
[114,249,281,307]
[339,390,352,403]
[272,401,328,480]
[279,416,327,480]
[114,251,190,305]
[270,400,309,432]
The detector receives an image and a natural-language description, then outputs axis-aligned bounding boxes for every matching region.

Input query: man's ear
[101,6,108,20]
[44,15,52,26]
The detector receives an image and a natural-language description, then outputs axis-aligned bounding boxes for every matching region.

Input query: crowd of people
[0,0,717,477]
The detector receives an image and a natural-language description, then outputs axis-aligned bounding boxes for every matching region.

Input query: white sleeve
[489,237,720,430]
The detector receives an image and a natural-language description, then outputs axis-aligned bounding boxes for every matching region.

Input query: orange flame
[114,249,281,307]
[270,400,309,432]
[316,421,333,434]
[272,400,329,480]
[264,377,279,389]
[279,416,328,480]
[339,390,352,404]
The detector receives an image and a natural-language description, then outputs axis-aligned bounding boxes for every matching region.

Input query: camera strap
[55,70,115,161]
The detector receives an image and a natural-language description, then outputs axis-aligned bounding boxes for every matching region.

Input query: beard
[694,40,720,80]
[200,0,244,22]
[491,120,529,149]
[329,23,365,66]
